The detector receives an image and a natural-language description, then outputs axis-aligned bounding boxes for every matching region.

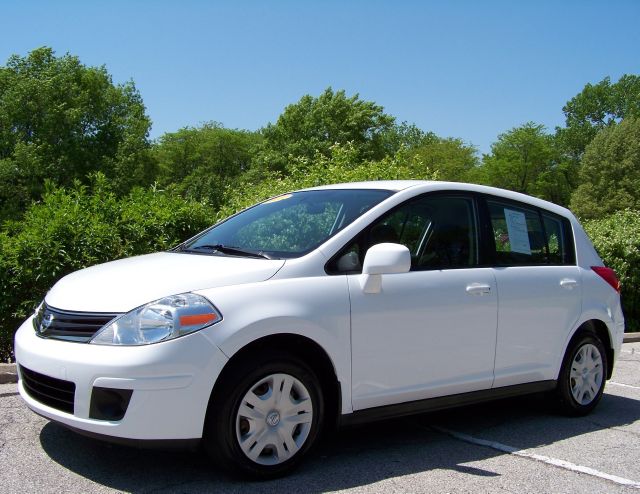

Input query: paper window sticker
[504,208,531,255]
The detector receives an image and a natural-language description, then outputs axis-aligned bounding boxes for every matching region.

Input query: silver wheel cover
[235,373,313,466]
[570,343,604,405]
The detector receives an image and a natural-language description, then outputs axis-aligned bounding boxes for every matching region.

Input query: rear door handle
[466,283,491,295]
[560,278,579,289]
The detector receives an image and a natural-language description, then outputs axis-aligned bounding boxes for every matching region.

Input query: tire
[555,331,608,416]
[204,354,324,479]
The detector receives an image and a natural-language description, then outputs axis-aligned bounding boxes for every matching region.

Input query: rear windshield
[183,189,393,259]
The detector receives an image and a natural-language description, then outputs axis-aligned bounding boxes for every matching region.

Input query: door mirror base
[360,273,382,294]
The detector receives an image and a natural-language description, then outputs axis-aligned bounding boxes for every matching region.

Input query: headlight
[90,293,221,346]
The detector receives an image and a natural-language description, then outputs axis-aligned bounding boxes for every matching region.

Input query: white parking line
[432,426,640,489]
[609,381,640,390]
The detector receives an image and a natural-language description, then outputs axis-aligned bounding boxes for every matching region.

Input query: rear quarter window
[542,213,575,265]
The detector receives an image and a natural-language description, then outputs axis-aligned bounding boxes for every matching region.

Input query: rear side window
[488,200,547,266]
[487,199,575,266]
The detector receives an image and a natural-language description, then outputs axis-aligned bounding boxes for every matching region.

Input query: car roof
[298,180,574,218]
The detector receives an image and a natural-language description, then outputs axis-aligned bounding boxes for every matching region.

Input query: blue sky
[1,0,639,154]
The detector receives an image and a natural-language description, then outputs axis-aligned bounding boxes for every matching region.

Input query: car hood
[45,252,285,313]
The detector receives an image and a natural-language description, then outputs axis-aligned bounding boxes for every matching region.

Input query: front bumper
[14,316,228,441]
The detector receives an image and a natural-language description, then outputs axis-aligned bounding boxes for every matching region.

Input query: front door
[345,194,498,411]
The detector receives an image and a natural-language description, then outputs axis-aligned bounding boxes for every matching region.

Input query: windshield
[182,189,393,259]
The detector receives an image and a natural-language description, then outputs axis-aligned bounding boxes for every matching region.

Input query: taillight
[591,266,621,293]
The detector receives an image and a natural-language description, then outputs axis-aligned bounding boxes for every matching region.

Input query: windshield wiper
[184,244,273,260]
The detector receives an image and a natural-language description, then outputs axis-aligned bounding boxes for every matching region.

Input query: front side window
[329,195,479,273]
[182,189,393,259]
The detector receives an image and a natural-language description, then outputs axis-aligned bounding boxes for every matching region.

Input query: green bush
[583,209,640,331]
[0,174,214,361]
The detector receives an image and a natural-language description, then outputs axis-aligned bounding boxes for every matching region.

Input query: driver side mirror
[360,243,411,293]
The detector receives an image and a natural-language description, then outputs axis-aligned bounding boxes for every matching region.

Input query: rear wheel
[204,356,324,479]
[555,332,607,416]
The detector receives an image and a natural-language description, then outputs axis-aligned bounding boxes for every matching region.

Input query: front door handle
[560,278,579,290]
[466,283,491,295]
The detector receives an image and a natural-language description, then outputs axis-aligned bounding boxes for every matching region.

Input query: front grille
[33,303,120,343]
[20,366,76,414]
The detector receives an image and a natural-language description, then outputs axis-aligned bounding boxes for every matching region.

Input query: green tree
[476,122,574,205]
[218,142,438,219]
[377,122,437,154]
[256,88,396,174]
[570,117,640,219]
[0,47,155,220]
[557,75,640,159]
[374,123,479,181]
[410,135,478,182]
[154,122,261,208]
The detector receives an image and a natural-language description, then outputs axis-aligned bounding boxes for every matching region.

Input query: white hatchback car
[15,181,624,478]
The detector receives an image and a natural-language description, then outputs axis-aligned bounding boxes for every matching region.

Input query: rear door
[484,197,582,387]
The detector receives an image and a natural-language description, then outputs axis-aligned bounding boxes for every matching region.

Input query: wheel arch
[564,319,614,380]
[205,333,342,433]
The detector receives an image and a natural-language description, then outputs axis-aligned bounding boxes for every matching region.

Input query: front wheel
[555,332,607,416]
[204,357,324,479]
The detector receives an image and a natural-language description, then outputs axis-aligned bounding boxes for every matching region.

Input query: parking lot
[1,342,639,493]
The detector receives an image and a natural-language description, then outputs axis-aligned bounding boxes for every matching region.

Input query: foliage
[218,143,438,220]
[154,122,262,208]
[557,75,640,159]
[256,88,396,174]
[4,64,640,358]
[584,210,640,331]
[409,135,479,182]
[0,174,213,361]
[374,122,440,155]
[474,122,575,205]
[570,118,640,219]
[0,47,155,220]
[371,122,479,181]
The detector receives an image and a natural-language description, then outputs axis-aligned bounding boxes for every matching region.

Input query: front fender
[195,276,353,413]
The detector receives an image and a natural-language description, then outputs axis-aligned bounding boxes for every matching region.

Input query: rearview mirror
[360,243,410,293]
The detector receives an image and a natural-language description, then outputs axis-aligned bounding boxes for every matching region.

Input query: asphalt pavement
[1,343,639,493]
